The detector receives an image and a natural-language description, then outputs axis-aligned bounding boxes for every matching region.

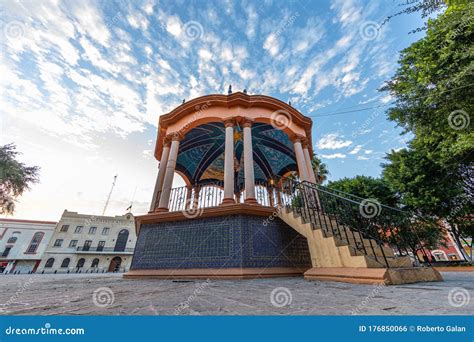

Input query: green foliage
[311,153,329,184]
[0,144,40,215]
[380,4,474,258]
[327,175,399,207]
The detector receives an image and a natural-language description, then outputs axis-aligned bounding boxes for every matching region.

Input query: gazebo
[151,92,315,211]
[125,91,442,284]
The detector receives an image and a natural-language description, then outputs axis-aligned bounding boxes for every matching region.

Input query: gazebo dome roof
[154,92,313,186]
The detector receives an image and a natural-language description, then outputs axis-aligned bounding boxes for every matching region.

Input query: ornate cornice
[154,92,313,160]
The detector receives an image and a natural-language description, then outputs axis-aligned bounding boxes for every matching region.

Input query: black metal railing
[150,177,430,268]
[274,177,431,267]
[76,246,134,253]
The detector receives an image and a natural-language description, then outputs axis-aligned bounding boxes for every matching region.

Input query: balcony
[75,246,134,254]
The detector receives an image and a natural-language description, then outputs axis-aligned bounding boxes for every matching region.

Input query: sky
[0,0,432,221]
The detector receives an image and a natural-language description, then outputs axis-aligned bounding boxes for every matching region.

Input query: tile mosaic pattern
[131,215,311,270]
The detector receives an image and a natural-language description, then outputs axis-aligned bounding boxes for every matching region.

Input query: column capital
[223,118,235,128]
[301,137,309,149]
[163,136,172,147]
[291,134,306,144]
[166,132,184,142]
[240,117,254,128]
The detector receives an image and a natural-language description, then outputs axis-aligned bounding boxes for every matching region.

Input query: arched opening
[76,258,85,268]
[45,258,55,268]
[26,232,44,254]
[60,258,70,268]
[91,258,100,268]
[114,229,129,252]
[175,122,298,187]
[108,257,122,272]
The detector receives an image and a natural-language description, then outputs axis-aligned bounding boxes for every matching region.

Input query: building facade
[0,219,56,274]
[38,210,136,274]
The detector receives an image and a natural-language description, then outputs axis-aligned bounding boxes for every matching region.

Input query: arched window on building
[91,258,100,268]
[76,258,85,268]
[60,258,70,268]
[7,236,17,243]
[25,232,44,254]
[114,229,129,252]
[26,232,44,254]
[45,258,55,268]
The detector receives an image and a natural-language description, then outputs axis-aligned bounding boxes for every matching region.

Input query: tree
[327,175,399,207]
[381,3,474,260]
[0,144,40,215]
[382,0,450,33]
[311,153,329,184]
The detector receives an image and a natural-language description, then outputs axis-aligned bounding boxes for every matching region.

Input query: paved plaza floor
[0,272,472,315]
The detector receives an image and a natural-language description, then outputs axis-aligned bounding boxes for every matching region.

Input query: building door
[108,257,122,272]
[114,229,129,252]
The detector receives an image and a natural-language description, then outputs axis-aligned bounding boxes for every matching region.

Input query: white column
[157,136,181,211]
[293,137,309,181]
[149,142,170,211]
[303,143,316,183]
[243,119,257,204]
[222,119,235,204]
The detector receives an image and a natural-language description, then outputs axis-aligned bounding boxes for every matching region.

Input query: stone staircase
[278,206,412,269]
[272,179,443,284]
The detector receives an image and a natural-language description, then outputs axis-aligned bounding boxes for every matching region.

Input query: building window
[74,226,83,234]
[2,247,12,257]
[45,258,55,268]
[69,240,78,248]
[60,224,69,232]
[26,232,44,253]
[60,258,70,268]
[53,239,63,247]
[102,227,110,235]
[89,227,97,235]
[7,236,17,243]
[83,240,92,251]
[76,258,85,268]
[91,258,100,268]
[97,241,105,251]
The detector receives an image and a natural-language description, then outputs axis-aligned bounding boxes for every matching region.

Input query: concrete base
[124,267,308,279]
[304,267,443,285]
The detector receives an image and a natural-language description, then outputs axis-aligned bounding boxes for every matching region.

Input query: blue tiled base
[130,214,311,270]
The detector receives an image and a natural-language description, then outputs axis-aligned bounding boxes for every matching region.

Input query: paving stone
[0,272,472,315]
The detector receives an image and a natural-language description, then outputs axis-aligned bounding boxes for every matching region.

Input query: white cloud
[349,145,362,154]
[263,33,279,56]
[321,153,346,159]
[317,133,353,150]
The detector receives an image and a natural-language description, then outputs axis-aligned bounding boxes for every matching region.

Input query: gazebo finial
[228,84,232,95]
[243,88,247,94]
[182,99,186,104]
